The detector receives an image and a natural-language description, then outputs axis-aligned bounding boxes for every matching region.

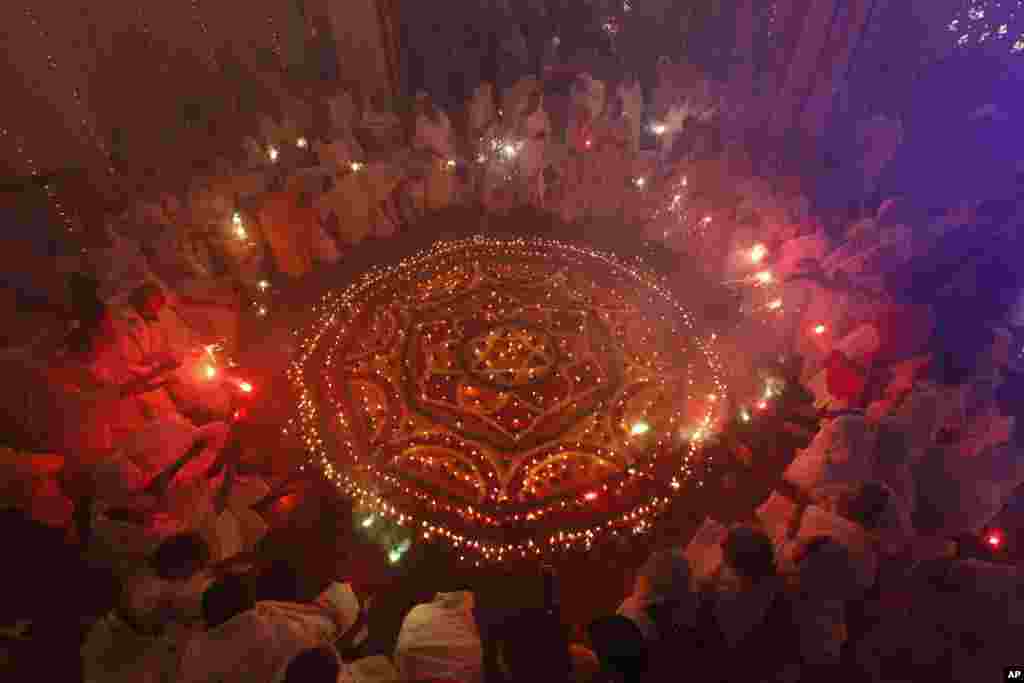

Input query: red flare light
[986,529,1004,549]
[232,407,248,422]
[584,491,598,501]
[237,381,253,393]
[813,324,827,335]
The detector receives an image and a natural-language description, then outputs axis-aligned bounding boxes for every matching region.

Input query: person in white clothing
[516,90,552,207]
[468,82,498,141]
[394,591,484,683]
[413,92,457,161]
[617,548,697,642]
[179,571,365,683]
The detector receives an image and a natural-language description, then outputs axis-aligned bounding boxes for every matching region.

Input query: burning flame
[750,244,768,264]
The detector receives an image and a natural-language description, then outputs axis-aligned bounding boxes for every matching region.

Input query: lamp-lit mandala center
[464,324,557,387]
[291,238,726,557]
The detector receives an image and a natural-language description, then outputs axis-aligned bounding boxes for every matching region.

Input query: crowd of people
[2,22,1024,682]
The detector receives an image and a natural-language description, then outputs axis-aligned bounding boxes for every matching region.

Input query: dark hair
[913,557,960,593]
[252,559,302,603]
[202,574,254,628]
[587,615,649,681]
[131,282,166,316]
[846,482,892,531]
[798,536,859,599]
[802,535,838,559]
[723,526,777,583]
[498,608,572,681]
[283,647,339,683]
[66,272,106,354]
[150,532,211,581]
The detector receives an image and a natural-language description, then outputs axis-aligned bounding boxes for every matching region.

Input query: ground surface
[232,206,807,638]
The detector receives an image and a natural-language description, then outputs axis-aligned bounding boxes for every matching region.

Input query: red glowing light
[986,530,1004,548]
[238,381,253,393]
[204,364,217,379]
[584,492,598,501]
[232,407,248,422]
[813,324,827,335]
[757,401,768,410]
[585,139,592,148]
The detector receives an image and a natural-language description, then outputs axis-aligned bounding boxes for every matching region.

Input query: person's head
[586,615,648,682]
[202,574,254,628]
[150,532,211,581]
[634,549,691,600]
[796,536,859,601]
[912,557,961,594]
[69,271,101,308]
[131,282,166,322]
[844,482,893,532]
[252,558,303,603]
[497,607,572,681]
[723,526,777,584]
[282,647,339,683]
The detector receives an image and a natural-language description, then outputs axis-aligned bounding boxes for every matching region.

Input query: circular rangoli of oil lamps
[288,237,727,562]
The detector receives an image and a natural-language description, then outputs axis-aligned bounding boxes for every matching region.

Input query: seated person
[616,549,697,643]
[94,282,231,422]
[180,567,365,683]
[87,418,231,575]
[284,645,401,683]
[789,536,861,675]
[818,480,912,556]
[82,534,212,683]
[711,526,781,646]
[586,615,649,683]
[88,420,268,578]
[495,607,573,682]
[706,526,801,681]
[758,481,891,593]
[88,282,189,422]
[120,532,214,627]
[394,591,483,683]
[283,646,340,683]
[251,559,366,647]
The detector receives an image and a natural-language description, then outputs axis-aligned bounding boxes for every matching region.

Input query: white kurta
[468,82,497,137]
[88,419,229,574]
[517,103,551,207]
[82,611,192,683]
[617,80,644,152]
[180,584,361,683]
[413,109,457,161]
[394,591,483,683]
